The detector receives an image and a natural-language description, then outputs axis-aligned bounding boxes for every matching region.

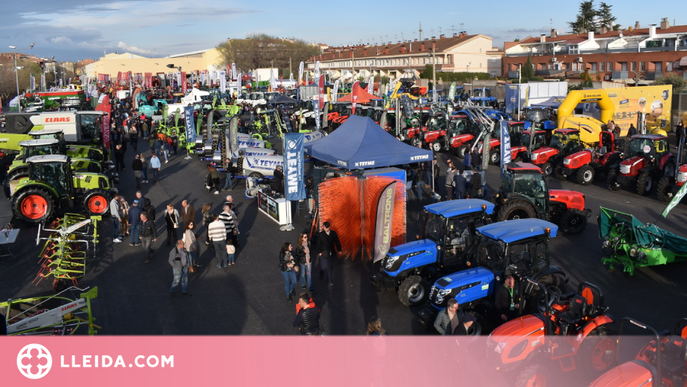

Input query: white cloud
[117,41,154,55]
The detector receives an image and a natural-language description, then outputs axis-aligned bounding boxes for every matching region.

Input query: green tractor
[9,155,116,223]
[30,127,108,162]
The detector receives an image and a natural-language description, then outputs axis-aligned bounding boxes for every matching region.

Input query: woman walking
[182,221,200,269]
[140,153,149,183]
[294,233,313,291]
[118,196,131,238]
[164,203,181,246]
[279,242,298,302]
[201,203,213,246]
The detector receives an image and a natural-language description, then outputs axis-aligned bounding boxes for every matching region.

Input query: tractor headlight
[384,255,400,270]
[629,248,637,258]
[678,172,687,183]
[637,251,647,263]
[435,288,453,304]
[531,153,538,161]
[602,240,611,249]
[493,342,507,354]
[563,158,570,165]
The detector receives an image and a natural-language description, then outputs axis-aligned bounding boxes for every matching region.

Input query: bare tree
[216,33,321,73]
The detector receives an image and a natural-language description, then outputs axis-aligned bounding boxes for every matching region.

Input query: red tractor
[444,113,482,157]
[487,280,617,387]
[421,111,449,152]
[493,162,590,234]
[530,128,585,177]
[560,131,623,185]
[607,134,675,196]
[657,142,687,202]
[590,317,687,387]
[474,121,527,165]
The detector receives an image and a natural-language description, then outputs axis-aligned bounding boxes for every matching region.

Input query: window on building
[590,62,597,71]
[631,62,636,71]
[620,62,627,71]
[600,62,605,71]
[667,62,673,72]
[608,62,612,71]
[654,62,663,72]
[640,62,646,71]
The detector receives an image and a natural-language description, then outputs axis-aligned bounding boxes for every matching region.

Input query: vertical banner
[318,74,325,110]
[219,70,227,93]
[313,93,320,130]
[373,182,396,262]
[228,116,239,157]
[298,61,304,86]
[41,73,46,91]
[30,74,35,91]
[59,78,63,88]
[332,79,340,102]
[448,81,456,102]
[500,120,511,178]
[270,68,276,91]
[314,61,320,87]
[96,95,111,149]
[351,81,360,115]
[481,133,490,171]
[181,72,187,93]
[145,73,152,88]
[236,72,242,97]
[176,72,182,89]
[367,76,374,94]
[283,133,306,201]
[231,63,237,80]
[200,71,206,86]
[211,71,217,86]
[184,105,195,144]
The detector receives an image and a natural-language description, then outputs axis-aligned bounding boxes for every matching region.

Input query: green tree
[597,2,618,30]
[654,73,687,93]
[216,33,321,73]
[568,0,598,33]
[521,56,535,80]
[420,64,433,79]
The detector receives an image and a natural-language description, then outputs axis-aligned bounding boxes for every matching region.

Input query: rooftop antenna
[419,22,423,41]
[401,32,404,41]
[460,23,464,32]
[439,27,443,35]
[450,25,456,34]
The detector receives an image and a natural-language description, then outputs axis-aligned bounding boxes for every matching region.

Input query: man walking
[132,154,143,189]
[149,153,161,183]
[316,221,342,286]
[218,204,236,242]
[128,199,142,246]
[110,195,122,243]
[208,214,228,268]
[453,169,466,199]
[168,240,190,296]
[140,212,157,264]
[445,166,455,201]
[181,200,196,229]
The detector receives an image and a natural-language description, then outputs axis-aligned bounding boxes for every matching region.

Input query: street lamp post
[432,42,437,102]
[9,43,34,96]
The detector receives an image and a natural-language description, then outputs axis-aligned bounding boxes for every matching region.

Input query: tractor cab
[446,114,472,137]
[618,134,671,178]
[521,129,548,151]
[499,163,549,218]
[17,139,62,161]
[27,155,74,199]
[530,128,583,172]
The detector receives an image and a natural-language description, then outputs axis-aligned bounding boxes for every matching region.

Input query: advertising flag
[284,133,306,201]
[314,61,320,86]
[236,72,242,97]
[30,74,35,91]
[318,74,325,110]
[367,76,374,94]
[373,182,396,262]
[228,116,239,157]
[231,63,237,80]
[40,73,46,91]
[289,73,294,83]
[184,105,195,144]
[181,72,187,93]
[298,61,304,85]
[211,71,217,86]
[481,133,490,171]
[219,70,227,92]
[332,79,340,102]
[95,95,111,149]
[662,182,687,217]
[448,81,456,102]
[500,120,511,177]
[351,81,360,115]
[270,68,276,91]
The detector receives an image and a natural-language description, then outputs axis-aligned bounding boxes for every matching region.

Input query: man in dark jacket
[453,169,467,199]
[494,275,520,325]
[293,294,321,335]
[316,221,342,286]
[140,212,157,264]
[132,154,143,189]
[273,165,284,195]
[128,200,143,246]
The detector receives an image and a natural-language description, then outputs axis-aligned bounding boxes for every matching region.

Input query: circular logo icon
[287,140,297,150]
[17,344,52,380]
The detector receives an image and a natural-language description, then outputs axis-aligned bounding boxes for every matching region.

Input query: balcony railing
[644,71,663,80]
[612,71,629,79]
[506,45,687,57]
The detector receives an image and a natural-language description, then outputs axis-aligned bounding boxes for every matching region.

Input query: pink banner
[0,336,615,386]
[181,72,187,93]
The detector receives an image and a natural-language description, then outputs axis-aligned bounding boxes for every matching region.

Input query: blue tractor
[371,199,495,306]
[417,218,568,332]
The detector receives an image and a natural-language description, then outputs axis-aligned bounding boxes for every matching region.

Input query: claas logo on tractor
[45,117,71,123]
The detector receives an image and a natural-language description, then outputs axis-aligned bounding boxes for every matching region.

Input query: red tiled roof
[515,24,687,45]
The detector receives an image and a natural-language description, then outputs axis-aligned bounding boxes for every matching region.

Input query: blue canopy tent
[530,96,566,109]
[304,115,433,169]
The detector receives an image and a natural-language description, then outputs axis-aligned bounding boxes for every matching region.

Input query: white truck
[166,88,211,114]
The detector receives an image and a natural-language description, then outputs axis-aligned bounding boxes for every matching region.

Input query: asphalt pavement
[1,138,687,336]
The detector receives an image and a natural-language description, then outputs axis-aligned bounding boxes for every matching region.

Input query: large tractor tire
[606,169,620,191]
[515,364,551,387]
[455,145,468,159]
[576,165,595,185]
[497,200,536,221]
[431,142,442,152]
[489,149,500,165]
[656,176,675,202]
[410,137,422,148]
[577,324,617,378]
[636,171,653,196]
[12,188,55,223]
[560,209,587,234]
[397,275,427,307]
[84,189,110,216]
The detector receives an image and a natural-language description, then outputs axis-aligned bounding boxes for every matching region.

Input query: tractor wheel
[663,161,676,177]
[7,167,29,182]
[12,187,55,223]
[607,169,620,191]
[455,145,468,159]
[497,200,536,221]
[489,149,500,165]
[84,190,110,216]
[541,162,553,176]
[410,137,422,148]
[431,142,442,152]
[397,275,427,307]
[656,176,675,202]
[248,172,264,180]
[560,210,587,234]
[636,171,653,196]
[515,364,551,387]
[577,324,617,377]
[553,166,567,180]
[576,165,595,185]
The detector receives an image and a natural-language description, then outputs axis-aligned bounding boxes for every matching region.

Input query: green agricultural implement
[598,206,687,275]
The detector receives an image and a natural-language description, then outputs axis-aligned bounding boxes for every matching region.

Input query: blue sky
[0,0,683,62]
